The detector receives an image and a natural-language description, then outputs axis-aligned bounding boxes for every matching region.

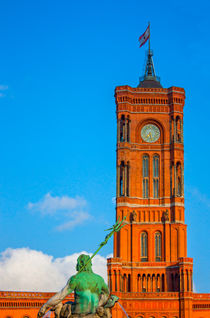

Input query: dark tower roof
[138,49,162,88]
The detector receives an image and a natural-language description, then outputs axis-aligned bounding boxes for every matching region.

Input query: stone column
[164,274,167,292]
[147,276,151,292]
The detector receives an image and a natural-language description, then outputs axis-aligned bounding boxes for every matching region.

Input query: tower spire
[144,48,156,79]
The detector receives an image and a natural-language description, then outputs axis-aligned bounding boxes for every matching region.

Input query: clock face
[141,124,160,143]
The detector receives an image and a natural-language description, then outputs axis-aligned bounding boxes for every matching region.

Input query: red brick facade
[107,85,210,318]
[0,291,73,317]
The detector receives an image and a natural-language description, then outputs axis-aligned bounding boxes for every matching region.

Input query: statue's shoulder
[91,272,107,285]
[68,274,78,287]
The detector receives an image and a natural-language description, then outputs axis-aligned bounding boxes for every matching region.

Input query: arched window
[120,115,125,142]
[141,232,148,261]
[155,232,161,261]
[137,274,141,292]
[177,177,181,196]
[128,274,131,292]
[126,161,130,196]
[120,161,125,196]
[143,155,149,198]
[176,162,182,197]
[123,274,127,292]
[176,116,181,142]
[118,161,129,197]
[142,274,146,292]
[114,270,117,291]
[153,155,159,198]
[127,116,130,142]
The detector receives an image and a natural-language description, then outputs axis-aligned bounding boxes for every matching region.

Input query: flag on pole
[139,25,150,47]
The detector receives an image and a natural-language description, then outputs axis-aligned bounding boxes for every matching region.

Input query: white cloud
[27,193,91,231]
[56,211,90,231]
[28,193,86,215]
[0,248,109,292]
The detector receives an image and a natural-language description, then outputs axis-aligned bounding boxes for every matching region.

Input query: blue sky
[0,0,209,293]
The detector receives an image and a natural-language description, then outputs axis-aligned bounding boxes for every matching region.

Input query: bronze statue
[37,218,126,318]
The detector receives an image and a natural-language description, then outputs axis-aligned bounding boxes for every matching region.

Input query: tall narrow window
[155,232,161,261]
[176,116,181,142]
[126,162,130,196]
[141,232,148,261]
[127,116,130,142]
[143,155,149,198]
[153,155,159,198]
[176,162,182,197]
[177,177,181,196]
[120,161,125,196]
[120,115,125,142]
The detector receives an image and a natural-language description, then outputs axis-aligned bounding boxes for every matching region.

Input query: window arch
[141,232,148,261]
[153,155,159,198]
[155,232,162,261]
[143,155,149,198]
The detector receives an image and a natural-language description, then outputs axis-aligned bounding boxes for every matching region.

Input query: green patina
[66,218,126,314]
[67,255,109,313]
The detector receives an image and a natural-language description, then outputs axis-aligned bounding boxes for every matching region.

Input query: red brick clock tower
[107,49,210,318]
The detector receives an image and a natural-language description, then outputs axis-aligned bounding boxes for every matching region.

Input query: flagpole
[148,21,150,52]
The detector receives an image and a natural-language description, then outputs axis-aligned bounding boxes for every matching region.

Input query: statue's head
[76,254,93,273]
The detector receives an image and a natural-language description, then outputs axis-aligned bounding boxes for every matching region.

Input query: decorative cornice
[115,87,185,95]
[116,202,184,208]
